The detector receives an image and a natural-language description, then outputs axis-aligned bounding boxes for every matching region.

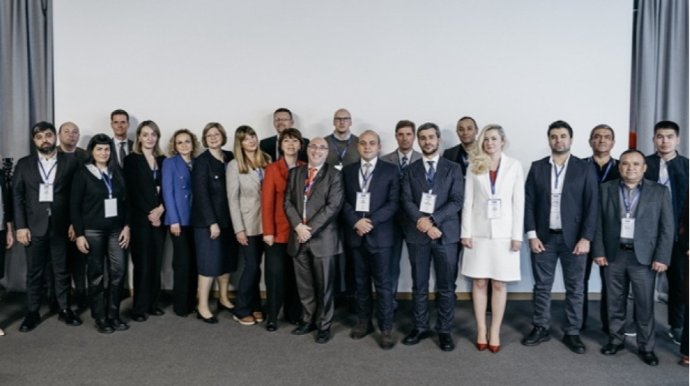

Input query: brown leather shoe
[350,323,373,340]
[380,330,395,350]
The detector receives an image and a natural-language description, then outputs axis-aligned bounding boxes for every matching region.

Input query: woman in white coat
[461,124,524,353]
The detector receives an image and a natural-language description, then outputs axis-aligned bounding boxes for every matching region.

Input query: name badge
[487,199,502,219]
[419,191,436,214]
[621,217,635,239]
[550,193,561,223]
[39,183,54,202]
[356,192,371,212]
[335,163,343,171]
[104,198,118,218]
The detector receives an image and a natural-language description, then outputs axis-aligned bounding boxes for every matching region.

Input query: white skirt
[461,237,521,282]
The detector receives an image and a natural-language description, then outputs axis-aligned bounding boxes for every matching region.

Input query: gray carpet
[0,292,686,386]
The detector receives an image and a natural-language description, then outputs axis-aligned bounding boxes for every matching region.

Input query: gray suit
[593,179,674,351]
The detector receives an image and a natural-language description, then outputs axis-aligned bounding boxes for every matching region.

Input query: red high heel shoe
[476,342,488,351]
[488,344,501,353]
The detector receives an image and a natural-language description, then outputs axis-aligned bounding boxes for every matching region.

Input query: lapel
[410,150,422,163]
[634,182,649,220]
[53,152,66,185]
[247,166,261,186]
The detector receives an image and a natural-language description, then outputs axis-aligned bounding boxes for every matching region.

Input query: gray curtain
[630,0,689,155]
[0,0,53,291]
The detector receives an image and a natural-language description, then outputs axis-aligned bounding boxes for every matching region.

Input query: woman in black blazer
[124,121,166,322]
[191,122,237,323]
[0,161,14,336]
[72,134,130,333]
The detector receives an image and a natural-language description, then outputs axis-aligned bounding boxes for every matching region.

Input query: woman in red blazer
[261,128,305,331]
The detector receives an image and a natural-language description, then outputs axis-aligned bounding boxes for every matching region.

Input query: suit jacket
[190,150,235,229]
[644,152,689,230]
[261,157,305,243]
[380,149,422,177]
[260,135,310,163]
[12,152,78,237]
[58,147,89,165]
[442,144,470,176]
[284,163,344,258]
[341,159,400,249]
[461,154,524,241]
[524,155,598,250]
[110,138,133,169]
[162,154,193,226]
[226,159,263,236]
[0,170,13,228]
[592,179,674,266]
[124,153,165,228]
[401,157,464,245]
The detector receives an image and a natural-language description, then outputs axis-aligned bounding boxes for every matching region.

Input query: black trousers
[293,243,336,331]
[25,221,70,312]
[667,241,686,329]
[234,236,264,318]
[264,242,302,323]
[85,229,127,320]
[353,245,394,331]
[171,226,198,315]
[130,222,166,315]
[583,252,608,332]
[67,239,87,292]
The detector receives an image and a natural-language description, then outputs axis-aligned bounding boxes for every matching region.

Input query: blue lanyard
[330,135,351,164]
[659,177,670,186]
[489,165,500,196]
[256,168,264,183]
[360,165,374,192]
[101,172,113,198]
[553,163,566,190]
[38,160,57,182]
[620,184,642,216]
[589,158,613,183]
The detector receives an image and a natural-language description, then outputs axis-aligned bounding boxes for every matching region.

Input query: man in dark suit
[380,120,422,307]
[284,137,344,344]
[581,124,621,332]
[13,121,81,332]
[259,107,310,162]
[109,109,133,169]
[442,116,478,176]
[522,120,598,354]
[400,122,464,352]
[341,130,400,350]
[643,120,689,345]
[593,149,674,366]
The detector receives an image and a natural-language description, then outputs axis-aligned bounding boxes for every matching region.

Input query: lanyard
[589,158,613,183]
[620,185,642,217]
[256,168,264,183]
[38,160,57,183]
[101,172,113,199]
[331,135,351,164]
[360,165,374,192]
[553,163,566,190]
[489,165,500,196]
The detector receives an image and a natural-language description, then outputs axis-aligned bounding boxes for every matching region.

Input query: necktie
[426,160,435,186]
[119,142,126,168]
[305,168,317,196]
[401,155,408,169]
[361,162,371,191]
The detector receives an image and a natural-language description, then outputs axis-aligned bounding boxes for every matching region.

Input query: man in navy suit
[259,107,310,162]
[522,120,598,354]
[341,130,400,350]
[400,122,464,352]
[109,109,133,169]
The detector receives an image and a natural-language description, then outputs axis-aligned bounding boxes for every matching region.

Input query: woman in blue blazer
[162,129,200,317]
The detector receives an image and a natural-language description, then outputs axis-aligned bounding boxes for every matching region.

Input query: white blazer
[226,159,263,236]
[461,153,524,241]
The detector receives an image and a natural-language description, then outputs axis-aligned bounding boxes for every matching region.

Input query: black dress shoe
[380,330,395,350]
[562,334,586,354]
[292,323,317,335]
[402,329,431,346]
[217,300,234,313]
[350,323,374,340]
[19,312,40,333]
[58,309,83,326]
[522,326,550,346]
[95,319,114,334]
[196,312,219,324]
[132,313,148,322]
[638,350,658,366]
[285,318,302,326]
[600,342,624,356]
[266,322,278,332]
[438,333,455,352]
[148,308,165,316]
[316,329,332,344]
[109,318,130,331]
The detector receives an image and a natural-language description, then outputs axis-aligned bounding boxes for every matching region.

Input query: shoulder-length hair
[133,120,163,156]
[86,133,115,166]
[469,124,508,175]
[167,128,201,158]
[201,122,227,148]
[233,125,270,174]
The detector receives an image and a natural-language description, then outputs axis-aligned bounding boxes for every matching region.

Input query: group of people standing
[0,108,686,366]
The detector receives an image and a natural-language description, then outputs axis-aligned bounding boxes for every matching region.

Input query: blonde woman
[461,124,525,353]
[227,125,271,325]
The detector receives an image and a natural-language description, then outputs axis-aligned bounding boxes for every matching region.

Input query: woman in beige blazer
[227,126,271,325]
[461,124,525,353]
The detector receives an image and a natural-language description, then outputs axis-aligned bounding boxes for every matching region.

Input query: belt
[619,243,634,251]
[549,229,563,234]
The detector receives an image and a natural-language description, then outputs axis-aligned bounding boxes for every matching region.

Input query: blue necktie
[426,160,435,186]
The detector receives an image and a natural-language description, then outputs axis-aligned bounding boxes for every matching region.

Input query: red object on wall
[629,131,637,149]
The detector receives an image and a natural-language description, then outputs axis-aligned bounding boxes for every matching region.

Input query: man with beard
[13,121,80,332]
[259,108,310,162]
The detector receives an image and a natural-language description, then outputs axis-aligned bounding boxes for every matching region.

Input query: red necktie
[304,167,317,196]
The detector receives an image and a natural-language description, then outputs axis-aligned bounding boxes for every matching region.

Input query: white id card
[621,217,635,239]
[39,183,54,202]
[487,199,502,219]
[104,198,118,218]
[335,163,343,171]
[356,192,371,212]
[419,192,436,214]
[549,193,561,223]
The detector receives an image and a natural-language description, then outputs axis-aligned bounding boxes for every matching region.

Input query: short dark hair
[278,128,304,149]
[274,108,293,120]
[31,121,56,137]
[457,116,478,128]
[417,122,440,139]
[589,124,614,140]
[619,148,646,164]
[110,109,129,122]
[86,133,115,165]
[654,120,679,136]
[547,120,573,138]
[395,120,416,134]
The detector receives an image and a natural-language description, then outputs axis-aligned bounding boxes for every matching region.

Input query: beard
[421,146,438,156]
[37,142,57,154]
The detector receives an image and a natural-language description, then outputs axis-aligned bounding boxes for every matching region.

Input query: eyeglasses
[307,145,328,151]
[206,133,221,139]
[334,117,351,122]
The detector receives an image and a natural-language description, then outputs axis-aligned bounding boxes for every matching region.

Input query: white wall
[54,0,632,293]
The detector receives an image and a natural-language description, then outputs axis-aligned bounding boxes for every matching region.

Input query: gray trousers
[293,243,336,331]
